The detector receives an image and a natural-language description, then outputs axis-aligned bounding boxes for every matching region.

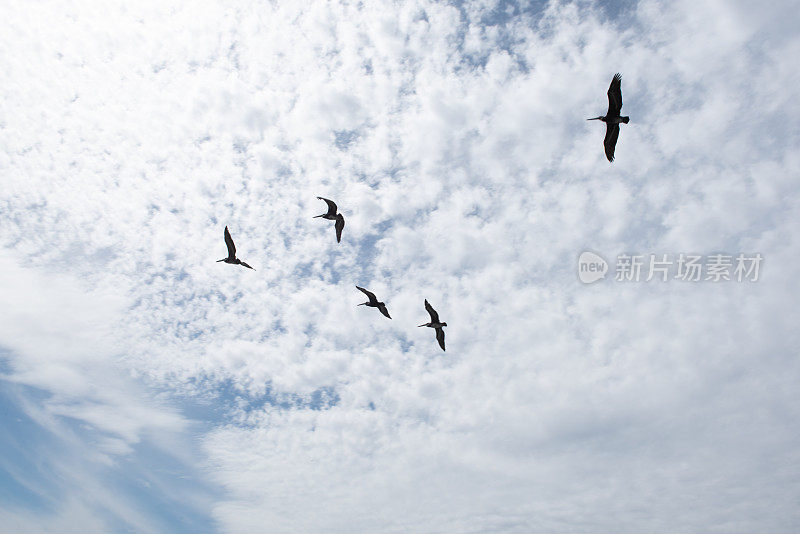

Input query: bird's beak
[357,303,366,306]
[216,259,225,262]
[313,215,323,218]
[417,324,426,327]
[587,117,601,120]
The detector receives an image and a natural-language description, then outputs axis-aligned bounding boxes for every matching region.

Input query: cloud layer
[1,0,799,532]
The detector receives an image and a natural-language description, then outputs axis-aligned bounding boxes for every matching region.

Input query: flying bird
[217,226,255,270]
[355,286,391,319]
[588,73,629,162]
[314,197,345,243]
[418,299,447,351]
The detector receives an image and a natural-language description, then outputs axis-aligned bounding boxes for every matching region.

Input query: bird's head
[441,322,447,327]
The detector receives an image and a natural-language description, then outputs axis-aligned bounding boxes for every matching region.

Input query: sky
[1,0,799,532]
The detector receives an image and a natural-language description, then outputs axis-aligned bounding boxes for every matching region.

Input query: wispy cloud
[0,253,216,532]
[1,0,799,532]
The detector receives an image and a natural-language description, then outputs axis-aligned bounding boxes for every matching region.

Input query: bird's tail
[621,116,629,124]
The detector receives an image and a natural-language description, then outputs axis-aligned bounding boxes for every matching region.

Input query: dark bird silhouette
[356,286,391,319]
[314,197,345,243]
[588,73,629,162]
[216,226,255,270]
[418,299,447,351]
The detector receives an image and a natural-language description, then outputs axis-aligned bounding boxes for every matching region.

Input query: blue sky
[0,372,216,533]
[1,0,800,532]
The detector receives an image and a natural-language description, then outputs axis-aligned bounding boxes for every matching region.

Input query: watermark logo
[577,252,763,283]
[578,251,609,284]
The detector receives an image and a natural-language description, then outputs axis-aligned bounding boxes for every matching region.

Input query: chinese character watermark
[578,252,762,284]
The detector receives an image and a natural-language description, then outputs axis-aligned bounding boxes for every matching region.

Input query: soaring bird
[588,73,629,162]
[418,299,447,351]
[217,226,255,270]
[355,286,391,319]
[314,197,345,243]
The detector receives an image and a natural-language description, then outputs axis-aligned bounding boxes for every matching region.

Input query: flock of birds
[216,74,629,352]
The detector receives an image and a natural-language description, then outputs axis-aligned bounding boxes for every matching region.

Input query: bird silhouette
[588,73,629,162]
[418,299,447,351]
[314,197,345,243]
[355,286,391,319]
[216,226,255,270]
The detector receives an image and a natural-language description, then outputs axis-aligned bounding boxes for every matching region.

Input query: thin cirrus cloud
[0,252,217,532]
[1,0,799,532]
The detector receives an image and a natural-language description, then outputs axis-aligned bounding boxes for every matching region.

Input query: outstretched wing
[606,73,622,117]
[318,197,338,217]
[335,214,345,243]
[356,286,378,304]
[424,299,440,323]
[435,328,445,351]
[604,123,620,162]
[224,226,236,259]
[378,303,392,319]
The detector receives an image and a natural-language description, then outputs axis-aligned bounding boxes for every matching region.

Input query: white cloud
[1,0,799,532]
[0,251,214,531]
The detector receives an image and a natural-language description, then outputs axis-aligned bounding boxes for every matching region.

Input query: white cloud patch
[0,252,215,532]
[1,0,800,532]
